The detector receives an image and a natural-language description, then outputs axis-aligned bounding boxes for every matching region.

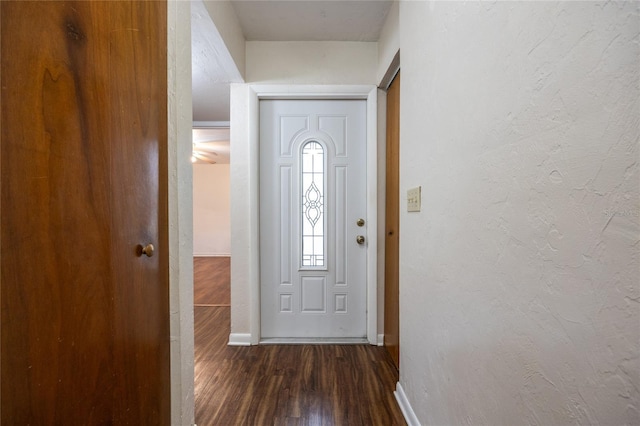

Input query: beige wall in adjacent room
[193,164,231,256]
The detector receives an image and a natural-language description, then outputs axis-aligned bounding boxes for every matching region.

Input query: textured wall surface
[167,0,195,423]
[398,1,639,424]
[229,83,254,340]
[246,41,378,84]
[202,0,246,78]
[193,164,231,256]
[377,0,399,85]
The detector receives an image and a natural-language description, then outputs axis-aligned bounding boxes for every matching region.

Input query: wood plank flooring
[194,257,406,425]
[194,256,230,306]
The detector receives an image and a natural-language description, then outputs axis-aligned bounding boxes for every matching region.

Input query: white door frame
[247,85,378,345]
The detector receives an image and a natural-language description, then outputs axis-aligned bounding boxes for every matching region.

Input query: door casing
[243,85,378,345]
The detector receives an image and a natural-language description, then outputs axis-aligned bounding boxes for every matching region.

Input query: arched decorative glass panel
[301,141,325,267]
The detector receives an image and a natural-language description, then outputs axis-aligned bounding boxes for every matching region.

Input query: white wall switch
[407,186,421,212]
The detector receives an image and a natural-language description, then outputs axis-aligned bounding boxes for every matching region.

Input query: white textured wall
[229,83,256,342]
[202,0,245,79]
[167,0,194,423]
[246,41,378,84]
[377,0,399,84]
[193,164,231,256]
[399,1,639,425]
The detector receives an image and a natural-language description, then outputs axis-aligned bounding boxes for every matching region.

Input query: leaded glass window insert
[301,141,325,267]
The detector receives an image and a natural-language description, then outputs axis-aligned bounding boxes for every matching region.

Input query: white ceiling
[230,0,393,42]
[191,0,392,159]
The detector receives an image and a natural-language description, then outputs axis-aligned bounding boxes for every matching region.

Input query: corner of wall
[168,0,195,424]
[202,0,246,80]
[394,382,422,426]
[229,83,254,341]
[377,0,399,85]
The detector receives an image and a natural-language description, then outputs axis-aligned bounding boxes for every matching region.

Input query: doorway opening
[192,126,231,308]
[230,85,379,345]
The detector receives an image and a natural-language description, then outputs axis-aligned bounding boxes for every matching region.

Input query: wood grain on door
[385,72,401,369]
[1,1,169,422]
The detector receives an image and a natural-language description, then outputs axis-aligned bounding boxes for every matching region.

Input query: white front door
[260,99,368,340]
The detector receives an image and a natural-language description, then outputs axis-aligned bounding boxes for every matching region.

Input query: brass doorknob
[141,243,155,257]
[356,235,365,245]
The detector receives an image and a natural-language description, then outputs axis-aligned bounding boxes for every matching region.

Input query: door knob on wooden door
[356,235,365,245]
[141,243,155,257]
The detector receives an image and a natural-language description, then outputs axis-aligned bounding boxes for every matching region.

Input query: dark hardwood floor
[194,258,405,425]
[194,256,230,306]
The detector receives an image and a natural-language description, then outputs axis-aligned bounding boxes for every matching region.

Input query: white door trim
[246,85,378,345]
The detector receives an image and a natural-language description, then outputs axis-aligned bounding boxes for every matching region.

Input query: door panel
[1,3,112,421]
[1,1,169,423]
[260,100,367,339]
[385,72,400,368]
[109,1,170,422]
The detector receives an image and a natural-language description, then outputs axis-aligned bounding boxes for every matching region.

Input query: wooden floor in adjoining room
[194,257,406,425]
[194,256,230,306]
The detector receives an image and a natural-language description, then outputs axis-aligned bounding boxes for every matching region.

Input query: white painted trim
[248,88,261,345]
[193,121,230,128]
[192,253,231,257]
[394,382,422,426]
[260,337,369,345]
[365,86,378,345]
[250,84,375,100]
[379,50,400,91]
[377,334,385,346]
[247,85,378,345]
[228,333,252,346]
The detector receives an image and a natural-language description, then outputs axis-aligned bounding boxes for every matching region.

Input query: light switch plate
[407,186,421,212]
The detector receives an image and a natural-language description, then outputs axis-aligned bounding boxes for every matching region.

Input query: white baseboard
[261,337,368,345]
[394,382,421,426]
[228,333,252,346]
[193,253,231,257]
[377,334,384,346]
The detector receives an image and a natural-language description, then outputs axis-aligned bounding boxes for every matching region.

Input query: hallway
[193,258,405,425]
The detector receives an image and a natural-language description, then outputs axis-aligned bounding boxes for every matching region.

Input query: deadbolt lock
[356,218,365,227]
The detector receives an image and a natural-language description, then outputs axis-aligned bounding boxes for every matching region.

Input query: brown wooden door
[384,72,400,369]
[1,1,170,423]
